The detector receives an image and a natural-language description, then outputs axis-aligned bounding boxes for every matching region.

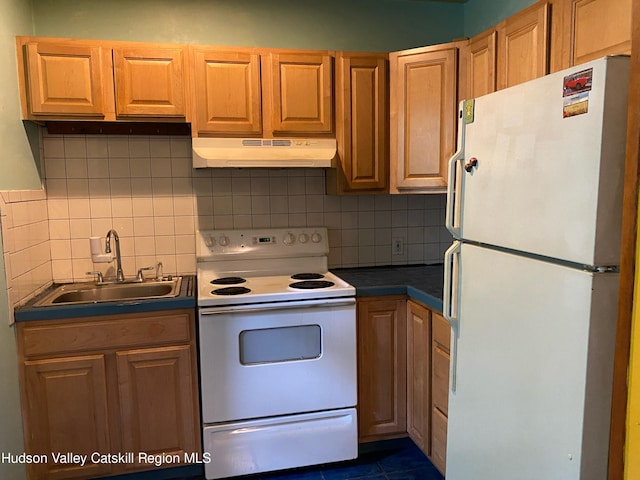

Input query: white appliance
[192,137,337,168]
[195,227,357,479]
[443,56,629,480]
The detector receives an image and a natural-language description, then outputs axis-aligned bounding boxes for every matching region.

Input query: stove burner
[289,280,335,289]
[291,273,325,280]
[212,286,251,295]
[211,277,247,285]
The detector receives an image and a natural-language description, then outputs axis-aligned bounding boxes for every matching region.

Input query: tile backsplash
[1,131,452,313]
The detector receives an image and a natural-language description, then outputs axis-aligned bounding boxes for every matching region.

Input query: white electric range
[195,227,357,479]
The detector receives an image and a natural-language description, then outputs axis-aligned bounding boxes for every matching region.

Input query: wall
[0,0,34,477]
[463,0,537,37]
[31,0,464,52]
[42,133,451,282]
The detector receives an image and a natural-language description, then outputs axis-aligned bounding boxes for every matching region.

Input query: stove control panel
[196,227,328,259]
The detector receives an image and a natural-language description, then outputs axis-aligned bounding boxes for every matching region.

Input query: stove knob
[283,232,296,245]
[204,236,216,247]
[311,232,322,243]
[298,233,309,243]
[219,235,230,247]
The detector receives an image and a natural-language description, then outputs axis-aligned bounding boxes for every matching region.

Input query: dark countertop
[332,264,444,312]
[14,275,196,322]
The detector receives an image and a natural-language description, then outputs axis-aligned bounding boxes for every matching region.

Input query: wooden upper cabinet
[390,43,459,193]
[265,52,334,135]
[329,53,388,193]
[17,37,188,121]
[113,46,186,118]
[462,29,498,100]
[563,0,632,67]
[191,49,262,136]
[497,1,550,90]
[23,40,108,117]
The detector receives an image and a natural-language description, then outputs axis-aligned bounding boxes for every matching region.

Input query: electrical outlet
[393,237,404,255]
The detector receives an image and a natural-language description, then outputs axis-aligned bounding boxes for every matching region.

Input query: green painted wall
[0,0,33,478]
[463,0,537,38]
[31,0,464,52]
[0,0,41,191]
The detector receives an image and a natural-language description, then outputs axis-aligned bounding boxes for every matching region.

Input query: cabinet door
[431,407,448,475]
[23,355,111,480]
[390,44,458,193]
[431,312,451,416]
[406,300,431,455]
[267,52,334,134]
[565,0,632,66]
[497,2,550,90]
[116,345,200,470]
[191,49,262,136]
[357,297,407,441]
[465,29,497,99]
[24,41,107,117]
[333,53,388,193]
[113,46,186,117]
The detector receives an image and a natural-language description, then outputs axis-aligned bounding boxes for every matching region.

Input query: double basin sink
[33,277,182,307]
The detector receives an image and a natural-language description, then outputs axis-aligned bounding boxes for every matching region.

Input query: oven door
[198,297,356,424]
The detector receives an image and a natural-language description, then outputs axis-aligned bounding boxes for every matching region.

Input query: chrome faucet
[105,229,125,282]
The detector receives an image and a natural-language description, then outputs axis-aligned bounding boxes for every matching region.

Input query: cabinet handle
[443,241,461,393]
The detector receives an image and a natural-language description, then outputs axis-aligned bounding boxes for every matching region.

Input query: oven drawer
[202,408,357,479]
[198,298,357,423]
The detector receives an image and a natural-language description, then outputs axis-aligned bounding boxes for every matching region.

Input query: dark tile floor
[109,438,442,480]
[220,438,444,480]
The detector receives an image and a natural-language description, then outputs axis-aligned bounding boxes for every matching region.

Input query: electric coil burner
[196,227,357,480]
[289,280,335,289]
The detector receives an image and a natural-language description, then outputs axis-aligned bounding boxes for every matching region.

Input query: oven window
[239,325,321,365]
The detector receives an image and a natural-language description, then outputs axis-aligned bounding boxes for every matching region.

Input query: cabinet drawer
[431,407,447,475]
[18,310,194,358]
[432,312,450,351]
[432,345,450,415]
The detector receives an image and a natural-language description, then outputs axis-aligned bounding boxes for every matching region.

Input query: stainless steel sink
[33,277,182,307]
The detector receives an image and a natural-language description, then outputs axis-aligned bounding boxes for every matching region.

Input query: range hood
[192,138,337,168]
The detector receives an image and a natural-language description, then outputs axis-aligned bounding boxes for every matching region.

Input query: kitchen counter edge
[332,264,444,312]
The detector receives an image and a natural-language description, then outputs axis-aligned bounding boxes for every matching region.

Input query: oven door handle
[199,297,356,315]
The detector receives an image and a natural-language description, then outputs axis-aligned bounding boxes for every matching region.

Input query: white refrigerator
[443,55,630,480]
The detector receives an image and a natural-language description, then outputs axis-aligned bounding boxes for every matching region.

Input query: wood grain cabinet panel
[565,0,632,66]
[16,309,200,480]
[191,49,262,136]
[17,37,188,122]
[23,41,107,117]
[113,47,186,117]
[266,52,334,134]
[23,355,111,480]
[464,29,498,99]
[116,345,199,470]
[406,300,431,455]
[390,43,459,193]
[357,296,407,441]
[328,53,388,194]
[497,2,550,90]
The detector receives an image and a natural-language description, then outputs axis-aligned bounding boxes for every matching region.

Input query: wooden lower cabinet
[430,311,451,475]
[357,296,450,475]
[406,300,431,454]
[357,296,407,441]
[15,309,200,480]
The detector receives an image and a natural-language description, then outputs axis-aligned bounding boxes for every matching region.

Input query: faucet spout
[105,229,125,282]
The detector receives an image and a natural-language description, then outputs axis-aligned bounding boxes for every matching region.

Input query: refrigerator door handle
[443,240,461,392]
[445,102,467,239]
